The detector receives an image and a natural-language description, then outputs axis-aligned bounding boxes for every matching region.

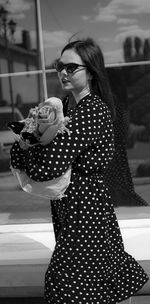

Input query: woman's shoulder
[85,93,110,113]
[76,94,111,122]
[77,93,100,107]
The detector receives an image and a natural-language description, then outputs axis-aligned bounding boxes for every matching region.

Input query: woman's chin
[61,82,72,91]
[62,85,72,91]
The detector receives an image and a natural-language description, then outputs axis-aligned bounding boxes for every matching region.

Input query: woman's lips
[62,78,69,84]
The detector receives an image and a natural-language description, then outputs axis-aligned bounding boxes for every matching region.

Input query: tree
[134,36,142,61]
[143,38,150,60]
[123,37,133,62]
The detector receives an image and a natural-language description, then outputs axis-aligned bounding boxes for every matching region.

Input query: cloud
[94,0,150,23]
[82,15,91,21]
[14,29,72,50]
[42,30,73,48]
[94,3,117,22]
[115,25,150,43]
[0,0,32,20]
[2,0,31,12]
[115,0,150,14]
[99,37,110,43]
[117,18,137,25]
[118,24,141,33]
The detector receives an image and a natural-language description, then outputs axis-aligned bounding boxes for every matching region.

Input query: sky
[0,0,150,66]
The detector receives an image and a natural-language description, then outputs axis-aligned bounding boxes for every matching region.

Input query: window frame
[0,1,150,297]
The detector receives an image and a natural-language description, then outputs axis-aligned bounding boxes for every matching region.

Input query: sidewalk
[0,295,150,304]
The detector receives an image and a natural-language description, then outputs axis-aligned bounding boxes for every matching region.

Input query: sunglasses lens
[66,63,78,73]
[55,62,81,73]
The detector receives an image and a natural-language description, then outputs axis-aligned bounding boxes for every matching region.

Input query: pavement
[0,295,150,304]
[0,298,44,304]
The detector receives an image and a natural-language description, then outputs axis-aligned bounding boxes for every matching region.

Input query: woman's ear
[87,71,93,81]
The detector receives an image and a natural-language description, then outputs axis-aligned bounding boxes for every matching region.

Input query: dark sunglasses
[55,61,86,73]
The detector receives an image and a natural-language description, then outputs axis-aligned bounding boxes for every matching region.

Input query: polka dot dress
[10,93,149,304]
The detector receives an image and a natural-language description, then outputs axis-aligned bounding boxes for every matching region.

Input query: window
[0,0,149,298]
[0,0,150,223]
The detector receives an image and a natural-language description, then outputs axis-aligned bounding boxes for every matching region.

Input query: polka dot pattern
[10,93,149,303]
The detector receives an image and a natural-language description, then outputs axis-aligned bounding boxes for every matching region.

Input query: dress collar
[77,92,92,107]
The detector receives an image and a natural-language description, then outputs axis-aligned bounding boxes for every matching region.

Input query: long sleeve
[11,142,27,170]
[10,94,114,182]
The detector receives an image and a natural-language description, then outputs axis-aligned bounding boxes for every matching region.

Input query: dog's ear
[7,121,25,134]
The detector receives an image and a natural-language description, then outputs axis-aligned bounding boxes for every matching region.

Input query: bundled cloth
[10,166,71,200]
[9,97,71,200]
[8,97,70,146]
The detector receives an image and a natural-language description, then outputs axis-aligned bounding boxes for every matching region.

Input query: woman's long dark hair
[61,38,115,119]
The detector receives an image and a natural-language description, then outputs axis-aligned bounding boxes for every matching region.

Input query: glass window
[40,0,150,67]
[0,73,44,110]
[0,0,40,74]
[0,73,50,225]
[0,0,150,226]
[106,64,150,218]
[107,64,150,180]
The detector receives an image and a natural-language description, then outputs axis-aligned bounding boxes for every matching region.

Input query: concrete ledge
[0,297,150,304]
[0,297,44,303]
[0,296,149,304]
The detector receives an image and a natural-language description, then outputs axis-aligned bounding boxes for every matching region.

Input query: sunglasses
[55,61,86,73]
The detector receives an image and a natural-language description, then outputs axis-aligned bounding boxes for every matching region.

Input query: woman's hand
[19,138,29,150]
[39,120,62,145]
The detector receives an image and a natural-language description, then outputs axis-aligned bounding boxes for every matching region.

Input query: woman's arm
[10,99,114,181]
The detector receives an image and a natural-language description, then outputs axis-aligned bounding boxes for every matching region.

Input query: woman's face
[57,49,91,95]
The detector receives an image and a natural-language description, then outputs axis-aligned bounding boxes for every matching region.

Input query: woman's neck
[72,87,90,104]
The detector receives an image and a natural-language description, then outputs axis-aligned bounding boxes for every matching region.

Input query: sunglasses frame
[55,62,86,74]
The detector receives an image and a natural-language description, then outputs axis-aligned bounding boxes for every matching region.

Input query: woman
[10,38,148,303]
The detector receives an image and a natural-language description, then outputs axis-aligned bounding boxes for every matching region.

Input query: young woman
[10,38,149,304]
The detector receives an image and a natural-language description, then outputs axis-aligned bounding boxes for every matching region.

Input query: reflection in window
[0,71,47,225]
[106,64,150,208]
[0,71,44,171]
[0,72,44,114]
[0,1,150,225]
[107,64,150,179]
[0,1,40,74]
[123,36,150,62]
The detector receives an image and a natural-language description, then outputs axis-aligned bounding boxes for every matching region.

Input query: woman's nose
[61,68,68,75]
